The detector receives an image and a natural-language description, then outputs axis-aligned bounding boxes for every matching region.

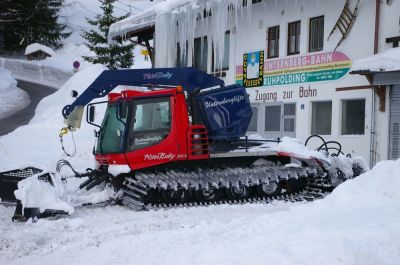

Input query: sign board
[242,51,264,87]
[236,51,351,87]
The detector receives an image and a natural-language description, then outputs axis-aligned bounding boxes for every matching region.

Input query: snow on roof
[109,0,193,40]
[351,47,400,73]
[24,43,55,56]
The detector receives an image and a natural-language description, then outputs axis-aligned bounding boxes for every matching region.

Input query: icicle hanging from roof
[154,0,254,70]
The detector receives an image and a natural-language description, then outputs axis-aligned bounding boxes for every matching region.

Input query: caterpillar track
[121,164,334,210]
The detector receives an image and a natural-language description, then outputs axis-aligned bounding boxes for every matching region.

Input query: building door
[263,102,296,139]
[389,86,400,159]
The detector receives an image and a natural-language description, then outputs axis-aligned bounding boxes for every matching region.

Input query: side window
[341,99,365,135]
[267,26,279,58]
[311,101,332,135]
[129,98,171,151]
[288,21,301,55]
[309,16,324,52]
[96,104,126,154]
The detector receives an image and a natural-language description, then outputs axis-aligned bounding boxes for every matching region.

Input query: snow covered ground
[0,2,399,263]
[1,159,400,265]
[0,64,398,265]
[0,68,30,119]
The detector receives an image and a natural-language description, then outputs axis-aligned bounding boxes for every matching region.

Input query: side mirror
[118,101,127,119]
[88,105,95,123]
[71,90,79,98]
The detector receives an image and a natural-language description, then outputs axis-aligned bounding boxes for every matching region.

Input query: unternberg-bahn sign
[236,51,351,87]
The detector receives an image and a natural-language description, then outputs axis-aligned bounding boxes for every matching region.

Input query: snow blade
[12,200,68,222]
[0,167,43,203]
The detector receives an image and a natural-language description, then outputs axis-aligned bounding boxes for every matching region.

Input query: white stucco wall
[151,0,398,165]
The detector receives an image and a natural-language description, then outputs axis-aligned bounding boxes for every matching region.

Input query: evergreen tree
[82,0,134,69]
[0,0,70,52]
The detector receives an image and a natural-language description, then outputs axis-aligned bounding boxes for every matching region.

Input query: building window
[267,26,279,58]
[193,36,208,72]
[288,21,301,55]
[341,99,365,135]
[312,101,332,135]
[242,0,262,6]
[265,105,281,132]
[283,103,296,133]
[248,106,258,131]
[309,16,324,52]
[212,31,230,73]
[176,42,188,67]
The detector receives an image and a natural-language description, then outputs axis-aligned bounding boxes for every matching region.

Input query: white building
[109,0,400,166]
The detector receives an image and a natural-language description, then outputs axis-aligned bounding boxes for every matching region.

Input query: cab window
[128,97,171,151]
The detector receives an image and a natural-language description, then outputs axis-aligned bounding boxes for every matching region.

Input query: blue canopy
[62,67,225,118]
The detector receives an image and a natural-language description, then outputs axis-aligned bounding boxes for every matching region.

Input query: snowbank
[36,44,94,73]
[0,64,107,172]
[0,159,399,265]
[351,47,400,72]
[0,57,72,88]
[0,68,30,119]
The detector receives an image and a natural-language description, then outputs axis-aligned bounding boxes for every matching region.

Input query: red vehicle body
[95,87,209,171]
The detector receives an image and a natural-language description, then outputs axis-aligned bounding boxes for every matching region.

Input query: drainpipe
[374,0,380,54]
[370,0,381,166]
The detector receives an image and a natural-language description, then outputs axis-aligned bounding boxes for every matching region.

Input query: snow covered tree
[81,0,134,69]
[0,0,70,52]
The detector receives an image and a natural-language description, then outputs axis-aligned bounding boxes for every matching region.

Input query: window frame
[267,25,280,59]
[287,20,301,56]
[309,15,324,52]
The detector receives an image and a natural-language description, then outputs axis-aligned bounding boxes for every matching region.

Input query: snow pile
[0,68,30,119]
[14,171,115,213]
[25,43,55,57]
[14,172,74,214]
[351,47,400,72]
[241,135,328,161]
[277,137,327,160]
[327,159,400,203]
[0,64,107,172]
[1,159,400,265]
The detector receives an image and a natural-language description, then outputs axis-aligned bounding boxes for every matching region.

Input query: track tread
[121,165,332,210]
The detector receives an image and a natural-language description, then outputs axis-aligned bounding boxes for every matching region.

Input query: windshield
[128,97,171,151]
[96,104,127,154]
